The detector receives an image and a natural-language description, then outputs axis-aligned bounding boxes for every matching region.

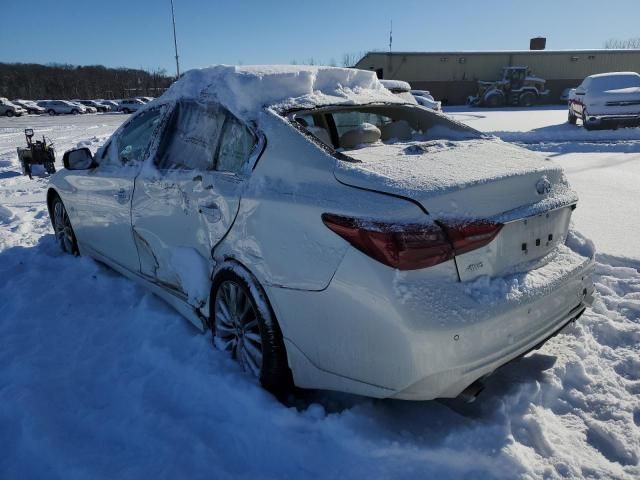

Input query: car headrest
[340,123,381,149]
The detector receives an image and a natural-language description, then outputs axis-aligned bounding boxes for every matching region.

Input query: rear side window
[155,100,226,171]
[216,116,257,174]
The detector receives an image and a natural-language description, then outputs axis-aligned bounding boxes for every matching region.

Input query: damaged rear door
[131,99,258,307]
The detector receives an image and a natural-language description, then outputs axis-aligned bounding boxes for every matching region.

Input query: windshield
[591,74,640,91]
[290,104,479,151]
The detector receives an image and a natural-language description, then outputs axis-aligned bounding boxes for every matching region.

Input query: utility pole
[389,20,393,53]
[170,0,180,78]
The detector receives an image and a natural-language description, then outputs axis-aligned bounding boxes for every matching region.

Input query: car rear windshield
[290,104,478,151]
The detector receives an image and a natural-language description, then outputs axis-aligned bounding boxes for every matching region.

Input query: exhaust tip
[458,380,485,403]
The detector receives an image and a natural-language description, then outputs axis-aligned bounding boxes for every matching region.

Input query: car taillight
[322,213,503,271]
[322,213,453,270]
[440,220,503,255]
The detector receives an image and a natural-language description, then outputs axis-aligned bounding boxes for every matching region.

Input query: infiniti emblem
[536,176,552,195]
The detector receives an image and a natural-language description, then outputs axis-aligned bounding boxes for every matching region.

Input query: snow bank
[159,65,405,121]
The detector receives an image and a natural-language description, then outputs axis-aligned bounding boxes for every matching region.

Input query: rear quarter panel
[215,112,428,291]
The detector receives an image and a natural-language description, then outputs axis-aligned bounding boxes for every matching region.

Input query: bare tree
[342,52,365,68]
[603,38,640,49]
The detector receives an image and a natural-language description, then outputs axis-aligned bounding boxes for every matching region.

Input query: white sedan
[569,71,640,129]
[48,66,595,400]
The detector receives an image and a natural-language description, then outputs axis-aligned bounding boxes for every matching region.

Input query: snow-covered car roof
[587,71,639,80]
[159,65,407,121]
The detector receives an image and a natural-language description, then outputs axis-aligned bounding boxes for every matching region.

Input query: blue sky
[1,0,639,74]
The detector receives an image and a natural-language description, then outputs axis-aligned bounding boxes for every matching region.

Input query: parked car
[13,99,46,114]
[136,96,155,103]
[74,100,108,113]
[97,100,119,110]
[38,100,84,115]
[559,88,575,104]
[69,101,95,113]
[569,72,640,129]
[49,66,595,401]
[0,97,27,117]
[118,98,145,114]
[411,89,442,111]
[379,79,418,104]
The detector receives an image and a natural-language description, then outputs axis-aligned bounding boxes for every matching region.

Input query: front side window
[216,115,257,174]
[116,108,163,165]
[155,100,226,171]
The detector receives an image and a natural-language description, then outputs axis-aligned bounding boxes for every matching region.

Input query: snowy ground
[0,109,638,479]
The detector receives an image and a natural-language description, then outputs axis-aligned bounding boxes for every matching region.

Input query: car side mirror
[574,88,585,95]
[63,147,96,170]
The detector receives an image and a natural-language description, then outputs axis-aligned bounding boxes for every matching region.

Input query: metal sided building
[355,50,640,105]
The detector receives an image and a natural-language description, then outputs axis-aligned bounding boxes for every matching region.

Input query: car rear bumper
[267,240,595,400]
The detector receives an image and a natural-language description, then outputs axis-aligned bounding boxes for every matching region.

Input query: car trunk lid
[334,139,578,280]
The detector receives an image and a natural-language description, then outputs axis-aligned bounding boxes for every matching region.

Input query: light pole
[170,0,180,78]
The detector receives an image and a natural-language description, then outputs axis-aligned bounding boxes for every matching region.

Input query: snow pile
[160,65,404,120]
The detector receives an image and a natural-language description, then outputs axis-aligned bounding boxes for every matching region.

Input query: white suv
[0,98,27,117]
[37,100,85,115]
[569,72,640,129]
[118,99,145,114]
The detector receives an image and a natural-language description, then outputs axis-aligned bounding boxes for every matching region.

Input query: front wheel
[122,108,130,114]
[48,109,56,116]
[51,196,79,255]
[6,110,14,117]
[211,266,292,393]
[71,109,79,115]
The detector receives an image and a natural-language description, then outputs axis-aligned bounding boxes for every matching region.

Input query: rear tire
[519,91,536,107]
[50,195,79,255]
[211,265,293,394]
[122,108,130,114]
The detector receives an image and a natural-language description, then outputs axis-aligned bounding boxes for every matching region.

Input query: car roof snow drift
[159,65,408,121]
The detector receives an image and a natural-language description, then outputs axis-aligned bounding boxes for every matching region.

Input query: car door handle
[199,203,222,222]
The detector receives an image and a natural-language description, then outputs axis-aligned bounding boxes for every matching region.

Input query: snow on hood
[158,65,406,121]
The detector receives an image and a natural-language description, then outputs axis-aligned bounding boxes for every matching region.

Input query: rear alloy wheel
[212,267,292,393]
[51,196,79,255]
[519,91,537,107]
